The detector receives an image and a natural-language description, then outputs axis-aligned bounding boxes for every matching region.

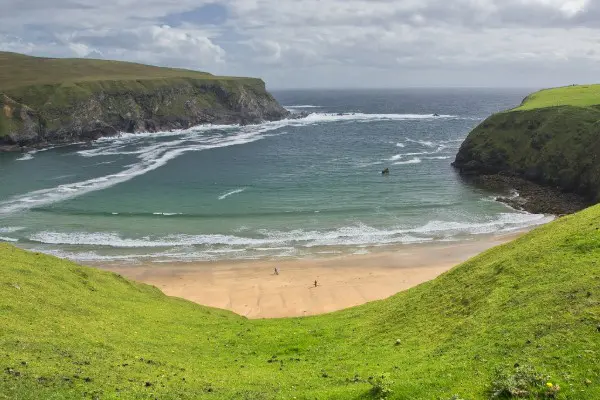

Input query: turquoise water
[0,89,553,263]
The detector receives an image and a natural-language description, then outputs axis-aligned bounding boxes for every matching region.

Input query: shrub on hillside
[489,364,560,399]
[368,373,394,399]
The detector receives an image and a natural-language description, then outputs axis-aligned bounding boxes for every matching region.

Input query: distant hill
[0,52,288,149]
[0,51,217,90]
[1,202,599,398]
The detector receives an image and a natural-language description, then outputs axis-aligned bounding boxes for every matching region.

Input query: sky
[1,0,599,89]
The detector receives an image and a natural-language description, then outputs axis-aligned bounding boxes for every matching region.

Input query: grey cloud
[0,0,598,88]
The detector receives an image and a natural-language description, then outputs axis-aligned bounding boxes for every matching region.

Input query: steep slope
[0,52,289,149]
[453,85,600,211]
[2,205,600,398]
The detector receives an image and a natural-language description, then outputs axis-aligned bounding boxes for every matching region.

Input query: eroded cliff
[0,52,289,150]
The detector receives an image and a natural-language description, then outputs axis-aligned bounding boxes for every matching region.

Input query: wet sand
[99,233,523,319]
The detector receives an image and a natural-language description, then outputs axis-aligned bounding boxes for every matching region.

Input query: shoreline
[98,231,526,319]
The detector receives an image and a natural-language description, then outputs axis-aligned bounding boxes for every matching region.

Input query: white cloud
[0,0,599,87]
[51,25,225,68]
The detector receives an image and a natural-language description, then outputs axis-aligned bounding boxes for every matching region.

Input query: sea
[0,88,554,264]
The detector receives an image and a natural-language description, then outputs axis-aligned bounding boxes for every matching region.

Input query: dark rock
[466,175,591,215]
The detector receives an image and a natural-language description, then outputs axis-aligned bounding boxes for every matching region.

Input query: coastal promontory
[453,85,600,213]
[0,52,289,150]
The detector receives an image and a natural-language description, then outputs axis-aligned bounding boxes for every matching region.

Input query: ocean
[0,88,553,263]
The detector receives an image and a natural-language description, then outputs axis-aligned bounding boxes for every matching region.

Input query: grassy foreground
[1,207,600,399]
[514,85,600,111]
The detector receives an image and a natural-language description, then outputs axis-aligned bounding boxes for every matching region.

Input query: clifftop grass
[514,84,600,111]
[2,204,600,398]
[0,51,258,90]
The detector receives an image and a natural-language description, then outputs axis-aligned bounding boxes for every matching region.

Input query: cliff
[0,52,289,149]
[453,85,600,212]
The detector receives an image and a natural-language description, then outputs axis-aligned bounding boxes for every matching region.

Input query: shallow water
[0,88,553,262]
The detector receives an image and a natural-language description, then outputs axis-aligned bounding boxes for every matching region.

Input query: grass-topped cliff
[0,52,288,148]
[453,85,600,207]
[514,85,600,111]
[2,205,600,398]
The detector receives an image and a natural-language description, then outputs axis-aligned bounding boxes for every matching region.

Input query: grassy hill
[453,84,600,204]
[514,85,600,111]
[0,51,252,90]
[0,52,287,145]
[1,205,600,398]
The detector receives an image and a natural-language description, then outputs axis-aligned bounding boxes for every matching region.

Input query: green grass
[0,52,266,110]
[2,204,600,399]
[514,85,600,111]
[0,52,255,90]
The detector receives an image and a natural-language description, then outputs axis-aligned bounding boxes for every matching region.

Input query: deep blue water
[0,89,553,263]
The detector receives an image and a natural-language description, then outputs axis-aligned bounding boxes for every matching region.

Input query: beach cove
[100,232,524,318]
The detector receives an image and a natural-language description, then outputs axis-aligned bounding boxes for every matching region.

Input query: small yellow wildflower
[546,382,553,388]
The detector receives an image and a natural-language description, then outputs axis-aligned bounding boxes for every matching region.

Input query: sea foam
[218,188,247,200]
[394,157,422,165]
[29,212,552,250]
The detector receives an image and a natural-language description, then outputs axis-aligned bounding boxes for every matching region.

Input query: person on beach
[274,267,279,275]
[314,280,318,287]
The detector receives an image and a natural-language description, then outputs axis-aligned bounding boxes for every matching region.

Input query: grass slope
[0,52,252,90]
[1,206,600,399]
[514,85,600,111]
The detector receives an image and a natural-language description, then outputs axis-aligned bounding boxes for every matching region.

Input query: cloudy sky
[1,0,598,88]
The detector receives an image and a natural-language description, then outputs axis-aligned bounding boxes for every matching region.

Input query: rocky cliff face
[0,78,289,150]
[453,105,600,211]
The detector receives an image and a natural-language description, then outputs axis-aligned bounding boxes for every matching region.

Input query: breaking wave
[285,105,322,109]
[28,212,552,252]
[394,157,422,165]
[219,188,247,200]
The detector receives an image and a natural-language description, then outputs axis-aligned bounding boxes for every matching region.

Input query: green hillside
[453,85,600,205]
[0,51,248,90]
[0,52,286,145]
[2,205,600,398]
[514,85,600,111]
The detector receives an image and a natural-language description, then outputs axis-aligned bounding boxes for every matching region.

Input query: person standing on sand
[314,280,318,287]
[274,267,279,275]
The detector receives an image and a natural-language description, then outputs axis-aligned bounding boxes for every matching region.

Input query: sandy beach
[100,233,523,319]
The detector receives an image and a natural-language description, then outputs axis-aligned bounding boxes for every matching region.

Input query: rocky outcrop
[453,105,600,213]
[0,78,289,149]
